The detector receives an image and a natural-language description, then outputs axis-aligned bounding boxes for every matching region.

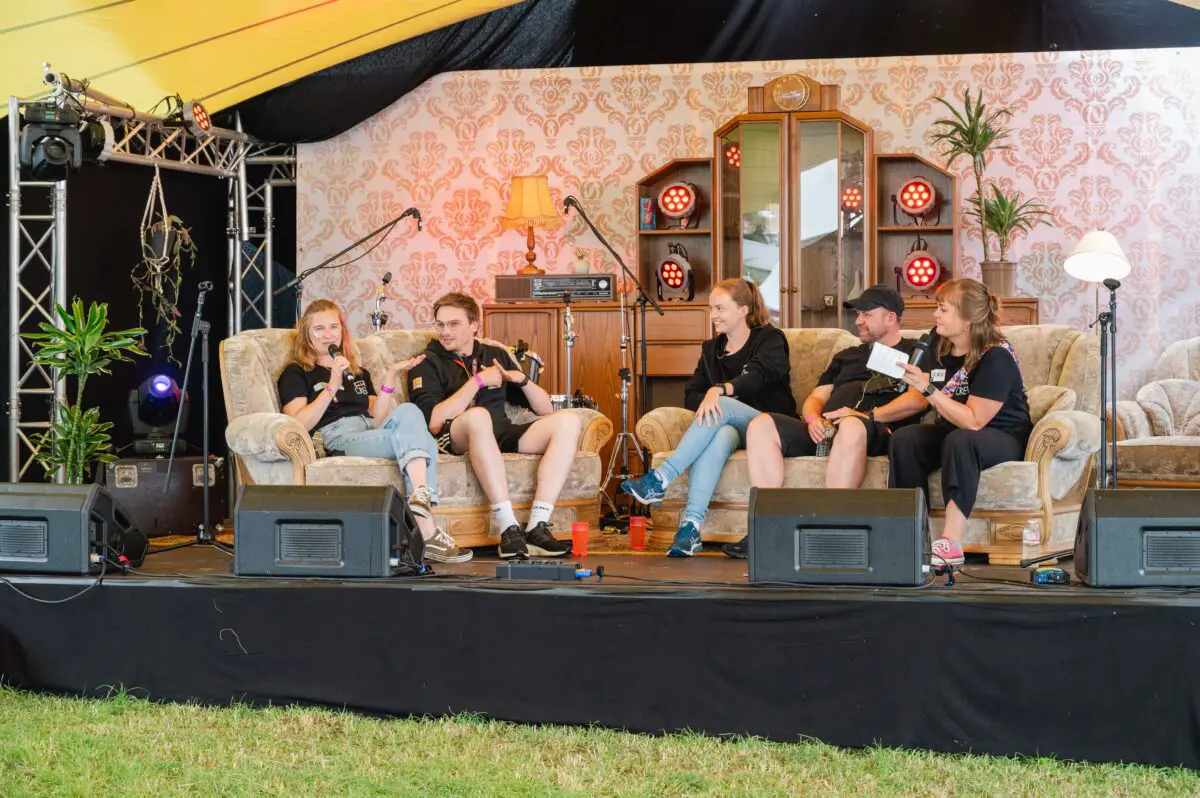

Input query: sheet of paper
[866,341,908,379]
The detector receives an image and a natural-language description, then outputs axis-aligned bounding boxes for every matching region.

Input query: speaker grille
[278,523,343,564]
[799,527,869,569]
[1143,530,1200,573]
[0,519,48,560]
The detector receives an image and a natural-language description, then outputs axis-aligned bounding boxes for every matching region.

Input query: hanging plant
[132,166,197,362]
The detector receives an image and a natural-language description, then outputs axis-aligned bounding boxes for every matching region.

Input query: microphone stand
[370,273,393,333]
[276,209,420,322]
[561,291,576,401]
[1089,278,1121,489]
[152,281,226,554]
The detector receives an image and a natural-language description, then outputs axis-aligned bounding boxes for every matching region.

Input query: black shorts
[449,414,534,454]
[769,412,893,458]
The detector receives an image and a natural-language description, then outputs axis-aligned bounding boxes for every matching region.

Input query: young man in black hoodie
[407,292,579,560]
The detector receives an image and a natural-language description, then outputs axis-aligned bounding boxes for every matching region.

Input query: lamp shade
[499,175,564,232]
[1064,230,1131,283]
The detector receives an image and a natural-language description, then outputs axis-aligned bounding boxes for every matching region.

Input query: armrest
[226,412,316,484]
[1115,400,1150,441]
[1025,410,1101,502]
[635,407,696,456]
[563,408,614,453]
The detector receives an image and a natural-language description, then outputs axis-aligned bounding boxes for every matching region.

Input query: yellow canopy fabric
[0,0,520,117]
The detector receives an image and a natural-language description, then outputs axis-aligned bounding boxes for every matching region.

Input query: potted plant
[22,299,147,483]
[930,89,1015,294]
[967,185,1054,296]
[133,213,197,360]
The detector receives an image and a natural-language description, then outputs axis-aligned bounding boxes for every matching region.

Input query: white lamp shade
[1064,230,1131,283]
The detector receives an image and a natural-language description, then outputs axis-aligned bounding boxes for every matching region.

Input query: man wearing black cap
[725,285,931,558]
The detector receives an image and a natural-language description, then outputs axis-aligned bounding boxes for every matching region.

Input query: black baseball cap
[843,285,904,316]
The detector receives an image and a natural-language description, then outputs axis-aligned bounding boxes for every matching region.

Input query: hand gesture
[823,407,866,426]
[329,355,351,386]
[492,358,527,384]
[389,354,425,377]
[897,362,931,394]
[477,363,505,388]
[696,386,725,427]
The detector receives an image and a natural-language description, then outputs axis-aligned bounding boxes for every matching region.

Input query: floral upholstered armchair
[1115,336,1200,488]
[635,325,1101,565]
[221,328,613,548]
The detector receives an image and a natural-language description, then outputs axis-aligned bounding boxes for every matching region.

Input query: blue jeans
[319,403,439,502]
[658,396,761,526]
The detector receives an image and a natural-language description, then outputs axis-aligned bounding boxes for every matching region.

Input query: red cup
[629,515,646,551]
[571,521,589,557]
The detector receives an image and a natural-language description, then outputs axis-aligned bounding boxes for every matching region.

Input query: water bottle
[815,424,835,457]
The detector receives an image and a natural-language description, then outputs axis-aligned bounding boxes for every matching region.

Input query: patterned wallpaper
[298,49,1200,396]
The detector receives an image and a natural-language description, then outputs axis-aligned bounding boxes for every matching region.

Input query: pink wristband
[380,385,395,394]
[473,374,486,389]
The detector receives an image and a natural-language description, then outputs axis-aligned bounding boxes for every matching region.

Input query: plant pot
[980,260,1016,297]
[146,228,175,262]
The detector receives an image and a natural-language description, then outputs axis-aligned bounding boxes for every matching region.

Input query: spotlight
[657,181,699,229]
[183,100,212,137]
[891,177,940,225]
[656,242,695,301]
[18,103,82,181]
[128,373,189,455]
[896,237,942,293]
[841,186,863,213]
[724,144,741,168]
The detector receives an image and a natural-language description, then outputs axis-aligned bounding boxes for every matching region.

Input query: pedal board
[495,560,590,581]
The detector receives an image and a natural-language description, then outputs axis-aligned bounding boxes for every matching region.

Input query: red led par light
[891,176,942,225]
[657,242,695,301]
[657,181,699,228]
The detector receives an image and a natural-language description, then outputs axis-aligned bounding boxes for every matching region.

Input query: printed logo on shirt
[411,376,423,390]
[353,379,368,395]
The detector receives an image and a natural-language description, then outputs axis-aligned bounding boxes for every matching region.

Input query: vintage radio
[494,274,616,302]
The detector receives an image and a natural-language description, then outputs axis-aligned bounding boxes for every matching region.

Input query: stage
[1,541,1199,770]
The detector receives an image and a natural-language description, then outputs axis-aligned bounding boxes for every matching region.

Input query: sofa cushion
[927,460,1042,511]
[1136,380,1200,437]
[1116,436,1200,483]
[306,451,603,504]
[781,328,861,407]
[1027,384,1077,424]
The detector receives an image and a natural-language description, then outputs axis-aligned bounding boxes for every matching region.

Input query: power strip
[495,560,595,581]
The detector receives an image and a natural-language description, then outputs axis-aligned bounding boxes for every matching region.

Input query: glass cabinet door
[719,120,784,323]
[838,123,868,332]
[794,120,840,328]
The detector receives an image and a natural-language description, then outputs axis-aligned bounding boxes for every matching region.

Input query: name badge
[931,369,946,383]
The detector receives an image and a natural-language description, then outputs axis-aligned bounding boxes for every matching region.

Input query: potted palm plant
[967,186,1054,296]
[21,299,147,483]
[930,89,1014,294]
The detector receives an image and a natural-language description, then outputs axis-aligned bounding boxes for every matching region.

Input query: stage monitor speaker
[748,488,929,586]
[0,483,146,574]
[234,485,424,578]
[1075,489,1200,587]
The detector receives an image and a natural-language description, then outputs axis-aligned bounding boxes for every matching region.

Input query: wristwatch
[716,384,727,396]
[922,383,937,398]
[514,375,530,388]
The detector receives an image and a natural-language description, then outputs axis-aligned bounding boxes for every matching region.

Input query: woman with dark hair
[890,278,1032,566]
[277,299,472,563]
[622,278,796,557]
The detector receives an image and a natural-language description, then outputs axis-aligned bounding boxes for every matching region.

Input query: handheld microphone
[908,331,934,369]
[328,344,358,378]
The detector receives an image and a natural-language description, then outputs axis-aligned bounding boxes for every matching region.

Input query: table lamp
[499,175,564,275]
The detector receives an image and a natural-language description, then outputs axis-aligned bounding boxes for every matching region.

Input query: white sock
[491,500,518,532]
[527,500,554,529]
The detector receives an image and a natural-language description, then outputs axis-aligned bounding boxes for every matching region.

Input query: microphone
[908,331,934,369]
[327,344,358,378]
[563,195,578,214]
[398,207,423,231]
[1102,277,1121,291]
[381,271,392,286]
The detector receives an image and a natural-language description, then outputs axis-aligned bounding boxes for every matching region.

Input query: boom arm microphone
[398,207,423,231]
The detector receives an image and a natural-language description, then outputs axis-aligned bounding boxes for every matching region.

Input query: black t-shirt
[407,339,531,433]
[715,340,752,384]
[278,363,375,431]
[927,338,1032,440]
[818,339,921,422]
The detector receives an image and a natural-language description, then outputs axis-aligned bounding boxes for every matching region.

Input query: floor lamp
[1064,230,1131,489]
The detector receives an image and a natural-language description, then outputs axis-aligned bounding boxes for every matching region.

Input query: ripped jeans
[318,403,439,502]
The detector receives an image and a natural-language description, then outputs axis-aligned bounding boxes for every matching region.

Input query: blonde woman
[278,299,471,563]
[892,279,1032,566]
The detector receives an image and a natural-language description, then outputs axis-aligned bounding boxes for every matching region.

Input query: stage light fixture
[18,103,83,181]
[183,100,212,137]
[724,144,741,168]
[657,242,695,301]
[891,177,941,225]
[841,186,863,213]
[897,237,942,292]
[657,181,699,228]
[128,373,189,455]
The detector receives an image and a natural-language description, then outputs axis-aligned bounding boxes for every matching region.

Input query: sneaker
[666,521,703,558]
[423,529,473,564]
[407,486,433,519]
[524,521,570,557]
[621,470,667,505]
[498,525,529,560]
[722,535,749,559]
[930,536,965,567]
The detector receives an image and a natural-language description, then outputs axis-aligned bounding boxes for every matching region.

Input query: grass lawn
[0,686,1195,796]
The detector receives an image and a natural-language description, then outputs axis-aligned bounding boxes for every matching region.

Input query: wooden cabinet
[900,297,1039,330]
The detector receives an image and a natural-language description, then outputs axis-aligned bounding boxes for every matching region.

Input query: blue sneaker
[621,470,666,505]
[666,521,703,558]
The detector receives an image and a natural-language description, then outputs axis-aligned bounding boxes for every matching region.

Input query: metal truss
[104,117,249,178]
[228,133,296,334]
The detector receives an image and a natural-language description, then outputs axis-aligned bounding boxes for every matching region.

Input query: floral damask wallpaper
[298,49,1200,396]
